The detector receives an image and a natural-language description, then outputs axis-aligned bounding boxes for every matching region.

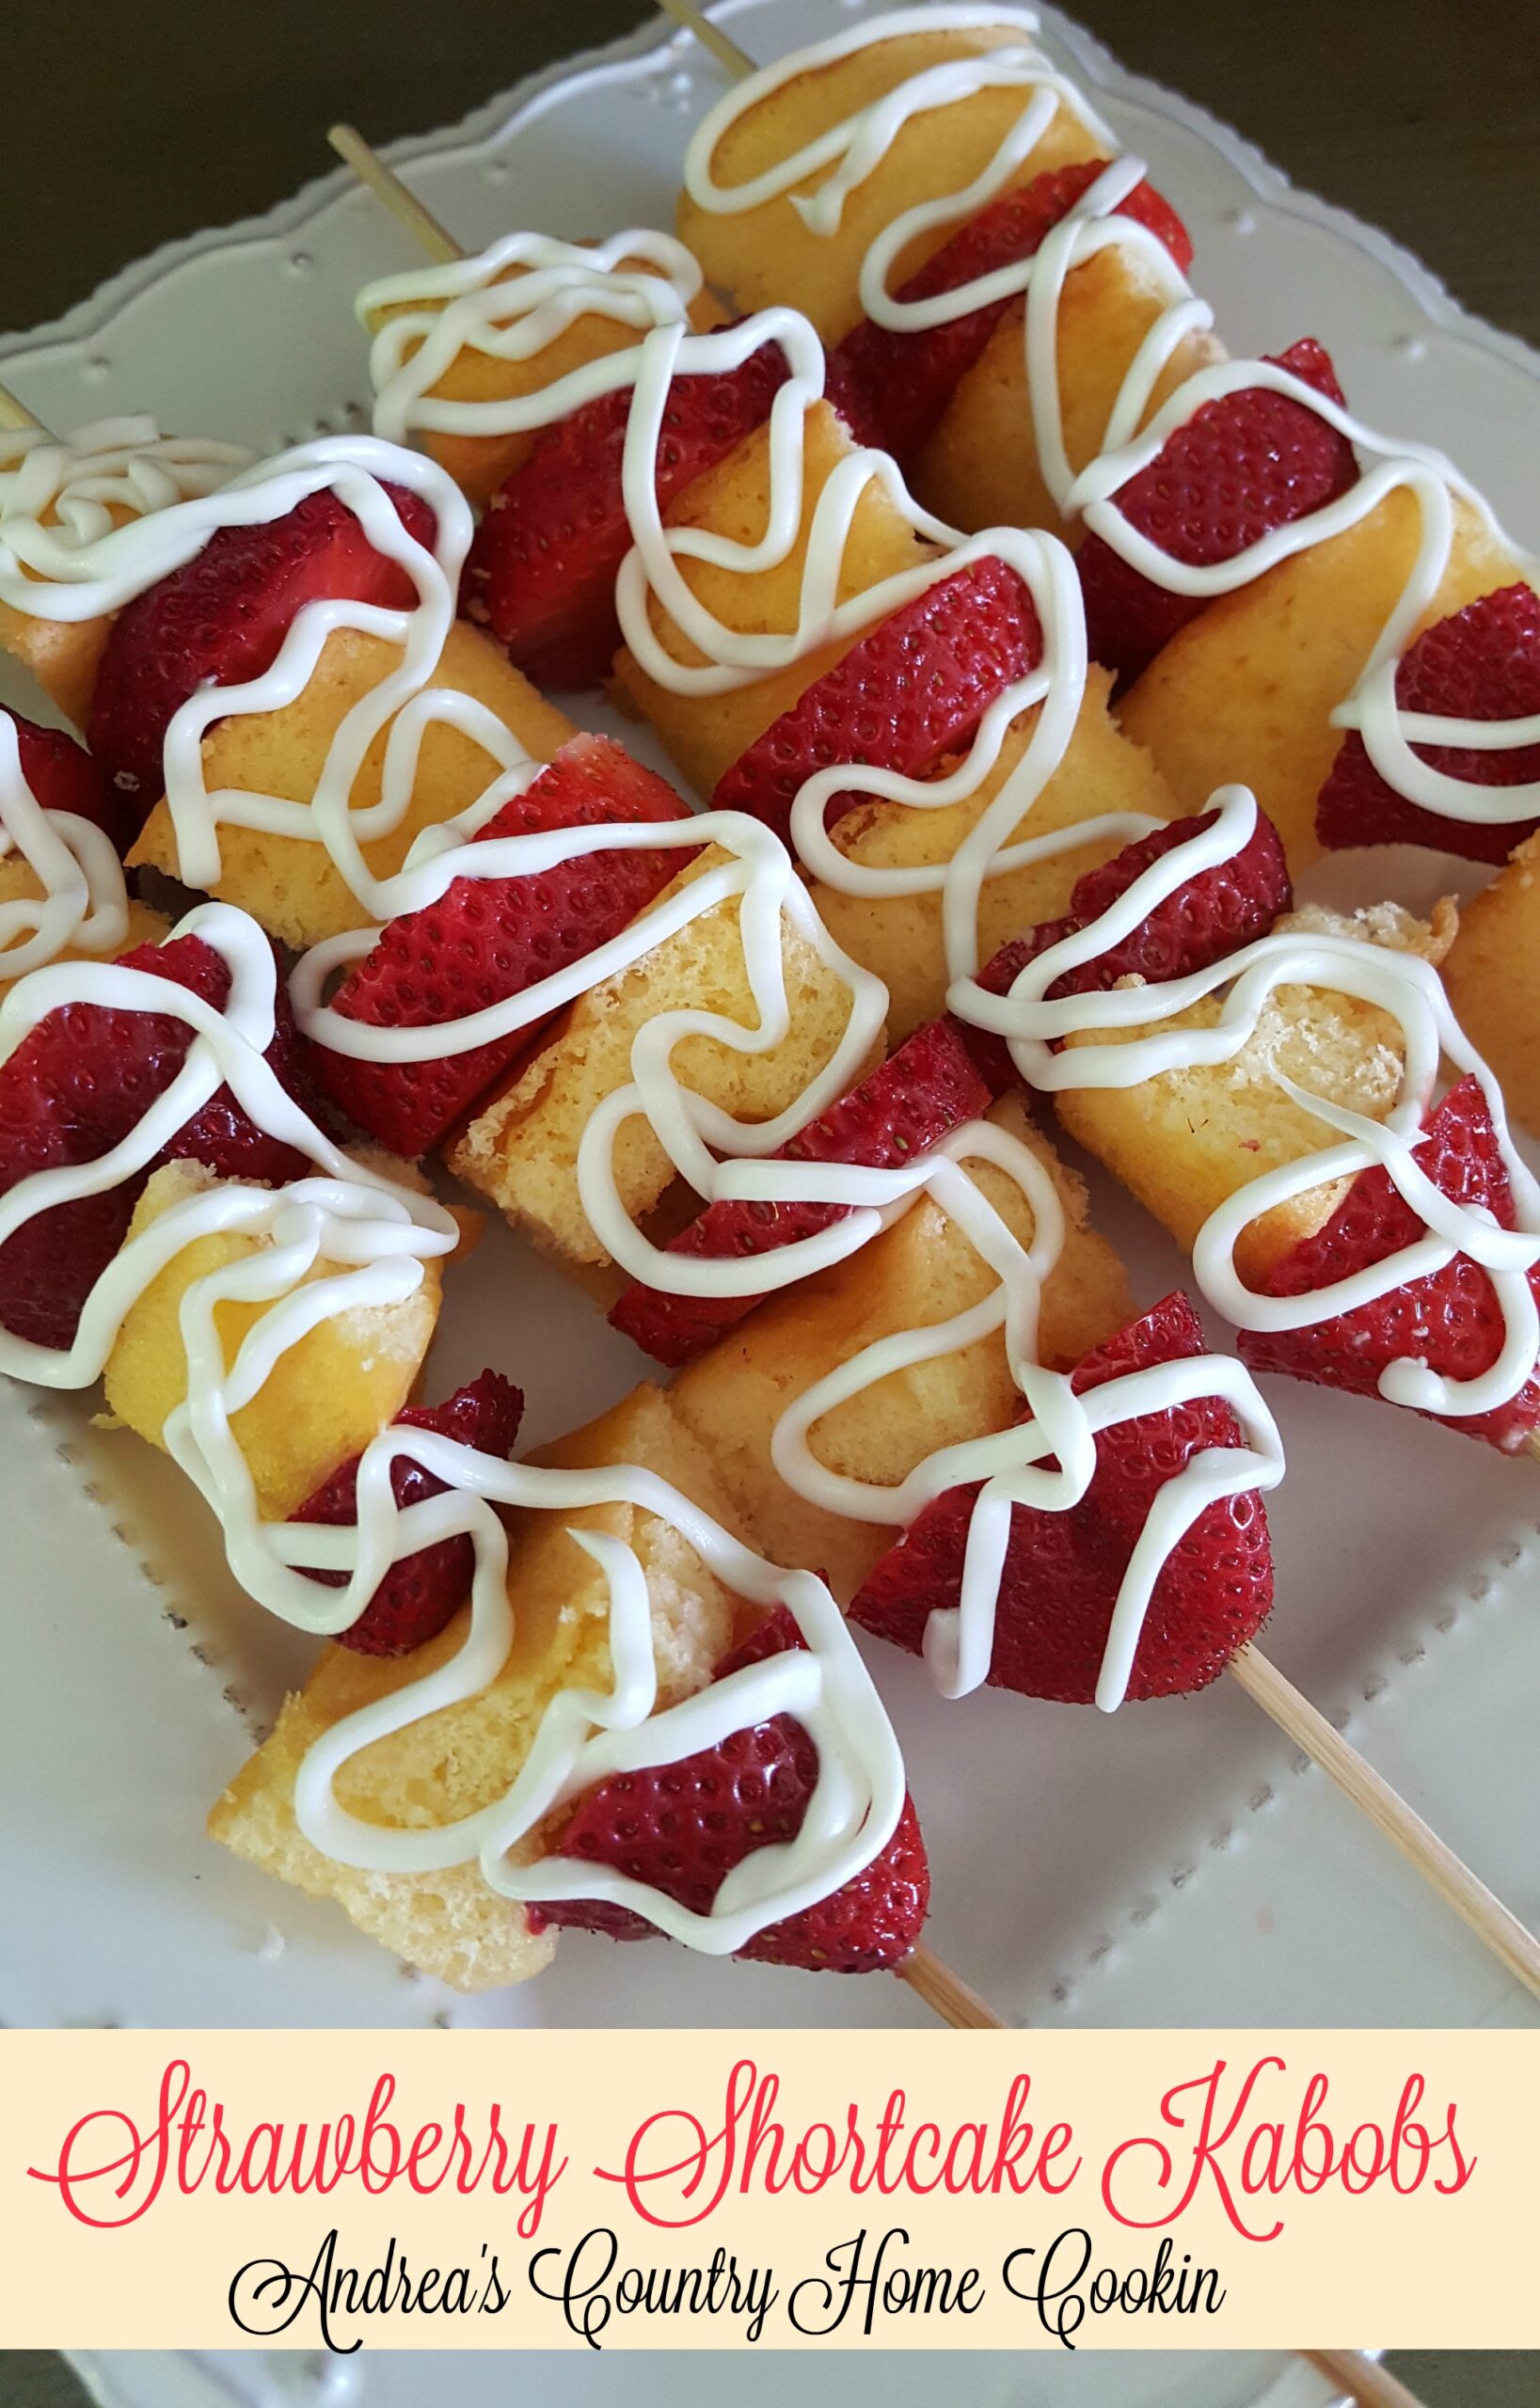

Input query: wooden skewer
[0,380,45,435]
[328,123,465,266]
[1229,1642,1540,2000]
[657,0,758,80]
[332,119,1540,2020]
[901,1941,1005,2028]
[1300,2350,1429,2407]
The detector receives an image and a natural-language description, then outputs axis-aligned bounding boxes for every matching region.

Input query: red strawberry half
[830,158,1192,462]
[964,802,1292,1092]
[88,483,437,818]
[850,1291,1275,1703]
[1077,339,1358,686]
[529,1604,929,1972]
[610,1015,989,1366]
[465,333,788,689]
[1240,1073,1540,1450]
[0,931,315,1351]
[290,1369,523,1656]
[8,710,134,859]
[1316,583,1540,864]
[713,554,1042,851]
[315,735,695,1159]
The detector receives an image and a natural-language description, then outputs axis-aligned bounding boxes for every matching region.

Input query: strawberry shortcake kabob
[254,119,1540,1988]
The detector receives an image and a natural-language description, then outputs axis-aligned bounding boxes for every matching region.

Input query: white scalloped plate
[3,4,1536,2401]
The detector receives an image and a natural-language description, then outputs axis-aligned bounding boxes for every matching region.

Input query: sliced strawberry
[830,158,1192,462]
[529,1604,929,1972]
[964,803,1292,1092]
[88,483,437,818]
[465,334,788,689]
[8,711,133,859]
[1077,339,1358,686]
[610,1016,989,1367]
[315,735,695,1159]
[1316,583,1540,864]
[1240,1074,1540,1450]
[850,1291,1275,1703]
[713,554,1042,850]
[291,1370,523,1656]
[0,931,315,1351]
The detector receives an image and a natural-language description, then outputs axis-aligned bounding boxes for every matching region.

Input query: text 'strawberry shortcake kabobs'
[316,109,1540,1991]
[0,399,1499,2015]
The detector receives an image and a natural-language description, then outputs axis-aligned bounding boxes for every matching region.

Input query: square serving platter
[1,3,1536,2399]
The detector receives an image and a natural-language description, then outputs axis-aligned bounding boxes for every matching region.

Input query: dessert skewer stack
[3,0,1540,2026]
[307,102,1540,2005]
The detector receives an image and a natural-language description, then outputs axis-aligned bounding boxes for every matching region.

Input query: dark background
[3,0,1539,342]
[2,0,1536,2400]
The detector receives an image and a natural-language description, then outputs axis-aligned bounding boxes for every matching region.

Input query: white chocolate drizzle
[0,710,129,980]
[0,417,251,618]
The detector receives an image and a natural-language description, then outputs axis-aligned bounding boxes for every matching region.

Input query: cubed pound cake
[913,245,1225,542]
[676,22,1103,345]
[1443,831,1540,1137]
[103,1158,444,1518]
[130,622,576,951]
[209,1382,750,1990]
[1054,897,1458,1288]
[669,1093,1134,1601]
[810,664,1182,1040]
[0,877,168,1000]
[449,843,881,1269]
[1117,488,1523,872]
[610,399,939,799]
[366,256,724,511]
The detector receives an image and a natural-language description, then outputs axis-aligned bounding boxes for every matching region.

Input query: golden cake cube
[449,843,882,1268]
[1118,488,1523,871]
[103,1157,444,1518]
[1054,899,1457,1286]
[677,22,1103,343]
[668,1093,1134,1601]
[1443,832,1540,1137]
[209,1382,748,1990]
[129,621,576,951]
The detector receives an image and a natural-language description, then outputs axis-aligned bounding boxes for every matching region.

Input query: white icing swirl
[360,229,704,447]
[0,710,129,980]
[0,417,251,618]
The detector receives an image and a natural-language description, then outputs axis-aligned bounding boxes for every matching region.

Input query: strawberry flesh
[0,931,315,1351]
[1078,339,1358,686]
[965,803,1292,1092]
[610,1015,990,1366]
[713,554,1042,850]
[831,158,1193,462]
[88,483,437,818]
[8,710,134,859]
[530,1604,929,1972]
[1240,1073,1540,1450]
[1316,583,1540,864]
[850,1291,1275,1703]
[465,334,788,689]
[291,1370,524,1656]
[315,735,696,1159]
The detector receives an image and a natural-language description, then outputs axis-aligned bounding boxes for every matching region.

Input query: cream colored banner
[0,2029,1531,2350]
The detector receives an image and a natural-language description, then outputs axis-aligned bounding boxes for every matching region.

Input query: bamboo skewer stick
[901,1941,1006,2029]
[0,381,45,435]
[329,124,465,265]
[1300,2350,1429,2407]
[1229,1643,1540,2001]
[657,0,758,80]
[331,119,1540,2014]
